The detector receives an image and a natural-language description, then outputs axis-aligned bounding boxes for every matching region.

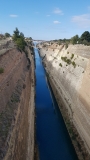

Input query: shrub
[70,35,79,44]
[5,32,11,37]
[71,54,74,59]
[61,56,67,62]
[61,56,76,68]
[59,63,62,67]
[82,40,89,45]
[16,38,25,50]
[0,68,4,74]
[12,28,27,51]
[67,59,72,64]
[72,61,76,68]
[61,57,71,64]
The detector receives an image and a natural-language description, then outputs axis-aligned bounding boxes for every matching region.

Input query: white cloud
[46,15,51,17]
[53,21,61,24]
[72,14,90,28]
[10,14,18,17]
[54,8,63,15]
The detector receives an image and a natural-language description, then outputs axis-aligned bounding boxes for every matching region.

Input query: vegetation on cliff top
[70,31,90,45]
[12,28,27,51]
[53,31,90,46]
[5,33,11,38]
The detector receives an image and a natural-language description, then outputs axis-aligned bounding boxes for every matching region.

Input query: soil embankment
[39,43,90,160]
[0,46,35,160]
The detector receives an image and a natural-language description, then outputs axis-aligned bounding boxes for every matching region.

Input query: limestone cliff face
[39,44,90,159]
[0,48,35,160]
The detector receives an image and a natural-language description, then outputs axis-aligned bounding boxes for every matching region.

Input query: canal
[35,46,78,160]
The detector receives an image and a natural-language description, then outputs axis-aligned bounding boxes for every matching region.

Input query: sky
[0,0,90,40]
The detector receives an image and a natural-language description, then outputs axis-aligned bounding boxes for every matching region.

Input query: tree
[12,28,26,51]
[20,32,24,38]
[5,33,10,37]
[13,28,20,41]
[16,38,25,50]
[80,31,90,42]
[70,35,79,44]
[82,39,88,45]
[14,28,19,37]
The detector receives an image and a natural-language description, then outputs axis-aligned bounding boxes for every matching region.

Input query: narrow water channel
[35,46,78,160]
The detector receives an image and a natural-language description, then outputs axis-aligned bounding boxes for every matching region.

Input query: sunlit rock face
[39,43,90,156]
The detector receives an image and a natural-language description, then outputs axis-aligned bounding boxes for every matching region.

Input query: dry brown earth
[0,47,35,160]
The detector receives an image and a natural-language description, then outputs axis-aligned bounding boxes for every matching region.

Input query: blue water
[35,47,78,160]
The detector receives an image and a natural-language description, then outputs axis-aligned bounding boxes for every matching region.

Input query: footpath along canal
[35,45,78,160]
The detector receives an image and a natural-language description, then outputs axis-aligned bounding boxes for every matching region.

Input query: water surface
[35,47,78,160]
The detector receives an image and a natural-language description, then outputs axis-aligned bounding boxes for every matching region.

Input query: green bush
[5,32,11,37]
[61,57,71,64]
[61,56,67,62]
[70,35,79,44]
[16,38,25,50]
[72,61,76,68]
[71,54,74,59]
[0,68,4,74]
[82,40,89,45]
[61,56,76,68]
[12,28,26,51]
[59,63,62,67]
[67,59,72,64]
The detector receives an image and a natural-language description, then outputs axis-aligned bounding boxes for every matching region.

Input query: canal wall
[0,47,35,160]
[39,44,90,160]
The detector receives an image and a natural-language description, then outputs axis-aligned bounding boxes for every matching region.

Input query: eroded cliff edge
[39,43,90,160]
[0,45,35,160]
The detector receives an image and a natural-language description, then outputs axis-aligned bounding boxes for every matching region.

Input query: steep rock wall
[0,48,35,160]
[39,44,90,159]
